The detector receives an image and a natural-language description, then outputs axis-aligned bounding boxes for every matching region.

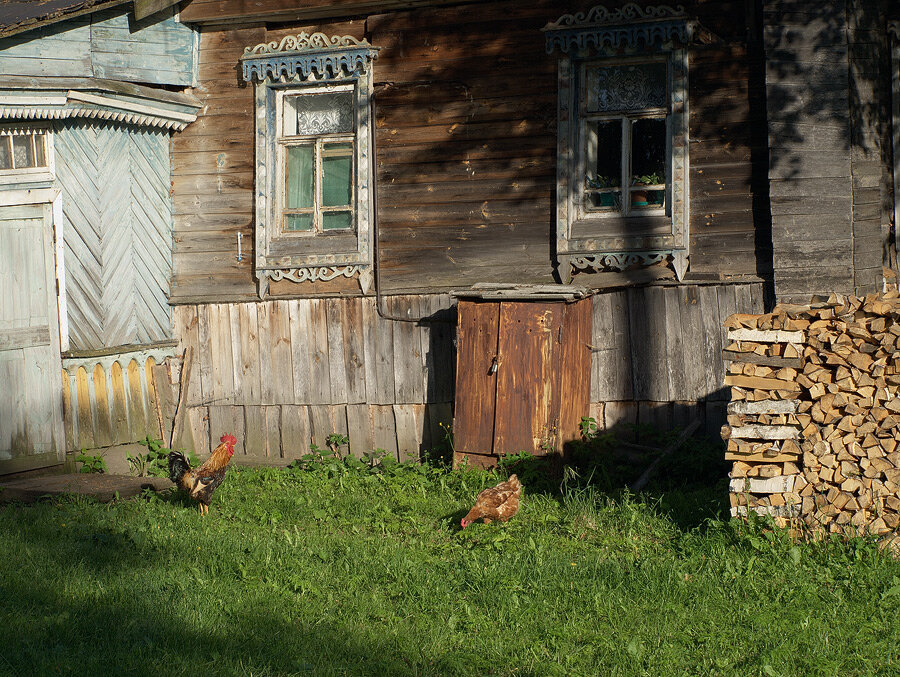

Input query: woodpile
[723,289,900,535]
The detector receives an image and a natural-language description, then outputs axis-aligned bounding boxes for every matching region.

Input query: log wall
[170,0,764,302]
[764,0,892,302]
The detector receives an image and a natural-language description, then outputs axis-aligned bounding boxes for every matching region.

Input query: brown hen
[461,474,522,528]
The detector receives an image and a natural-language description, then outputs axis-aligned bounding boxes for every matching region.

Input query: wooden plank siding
[763,0,890,301]
[163,283,761,460]
[60,348,178,452]
[0,6,196,87]
[56,123,174,351]
[170,0,765,302]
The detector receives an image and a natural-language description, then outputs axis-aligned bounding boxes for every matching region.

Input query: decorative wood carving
[241,33,379,82]
[545,4,693,283]
[244,34,378,298]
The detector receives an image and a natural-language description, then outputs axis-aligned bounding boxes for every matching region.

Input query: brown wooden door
[493,302,563,456]
[453,300,500,455]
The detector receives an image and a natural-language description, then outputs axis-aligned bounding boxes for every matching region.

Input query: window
[580,61,669,217]
[240,33,379,297]
[544,5,696,281]
[0,126,53,184]
[278,87,356,235]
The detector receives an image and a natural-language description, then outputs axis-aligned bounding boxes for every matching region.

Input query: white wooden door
[0,202,65,473]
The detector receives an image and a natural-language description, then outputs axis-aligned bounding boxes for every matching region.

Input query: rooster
[168,434,237,515]
[461,474,522,528]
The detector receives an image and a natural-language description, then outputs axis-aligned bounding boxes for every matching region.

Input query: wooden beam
[133,0,183,20]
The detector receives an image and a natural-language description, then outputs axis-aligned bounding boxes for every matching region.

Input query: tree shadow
[493,424,730,532]
[0,502,479,676]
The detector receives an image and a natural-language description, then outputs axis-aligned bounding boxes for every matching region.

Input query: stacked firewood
[723,289,900,535]
[722,313,806,519]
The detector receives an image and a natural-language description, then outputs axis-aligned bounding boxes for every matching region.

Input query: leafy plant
[586,174,619,189]
[579,415,599,440]
[326,433,349,456]
[632,172,664,186]
[131,437,199,477]
[129,437,170,477]
[75,450,107,474]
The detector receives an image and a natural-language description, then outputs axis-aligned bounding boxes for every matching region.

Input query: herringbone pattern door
[56,123,172,350]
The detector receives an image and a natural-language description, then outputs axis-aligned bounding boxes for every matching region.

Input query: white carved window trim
[544,4,698,282]
[240,34,379,297]
[0,123,55,186]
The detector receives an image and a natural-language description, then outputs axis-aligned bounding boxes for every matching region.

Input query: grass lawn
[2,440,900,676]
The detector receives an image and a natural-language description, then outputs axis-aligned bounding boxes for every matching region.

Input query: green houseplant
[630,172,664,208]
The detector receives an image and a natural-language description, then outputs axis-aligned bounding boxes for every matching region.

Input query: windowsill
[0,171,54,186]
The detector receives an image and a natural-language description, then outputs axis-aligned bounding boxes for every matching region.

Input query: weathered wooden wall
[847,0,892,292]
[162,283,762,460]
[56,122,174,351]
[0,6,196,87]
[172,294,455,459]
[765,0,890,302]
[687,0,761,277]
[170,0,765,302]
[60,346,176,452]
[589,280,764,438]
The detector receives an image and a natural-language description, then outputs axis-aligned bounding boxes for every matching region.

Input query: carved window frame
[544,4,696,281]
[241,34,379,297]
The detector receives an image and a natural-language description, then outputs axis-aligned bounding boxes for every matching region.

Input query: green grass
[2,447,900,676]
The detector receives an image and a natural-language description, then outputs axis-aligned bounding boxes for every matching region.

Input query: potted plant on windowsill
[586,175,619,207]
[631,172,664,208]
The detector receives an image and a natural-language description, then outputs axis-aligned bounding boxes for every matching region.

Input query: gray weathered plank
[243,405,266,456]
[664,286,687,400]
[394,403,423,462]
[270,300,294,403]
[371,404,399,459]
[346,403,373,458]
[288,300,312,404]
[325,298,348,405]
[628,286,669,402]
[281,404,310,458]
[307,299,332,405]
[391,295,425,404]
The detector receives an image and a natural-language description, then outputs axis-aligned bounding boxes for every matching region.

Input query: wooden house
[1,0,899,474]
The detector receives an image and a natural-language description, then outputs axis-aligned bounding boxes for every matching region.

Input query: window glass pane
[586,62,667,114]
[322,143,352,207]
[0,137,11,170]
[285,145,314,209]
[631,118,667,209]
[11,134,34,168]
[585,120,621,210]
[33,133,46,166]
[285,91,354,136]
[285,214,313,232]
[323,211,352,231]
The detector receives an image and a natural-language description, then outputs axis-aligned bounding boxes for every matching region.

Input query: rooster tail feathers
[167,451,191,483]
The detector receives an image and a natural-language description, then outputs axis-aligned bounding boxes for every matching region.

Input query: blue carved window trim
[544,3,702,282]
[240,33,379,297]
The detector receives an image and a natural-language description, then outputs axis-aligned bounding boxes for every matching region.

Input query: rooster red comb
[221,434,237,448]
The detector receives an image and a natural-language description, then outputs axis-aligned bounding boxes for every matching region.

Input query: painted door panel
[0,202,64,473]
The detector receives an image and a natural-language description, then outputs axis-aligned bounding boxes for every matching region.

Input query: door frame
[0,187,68,474]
